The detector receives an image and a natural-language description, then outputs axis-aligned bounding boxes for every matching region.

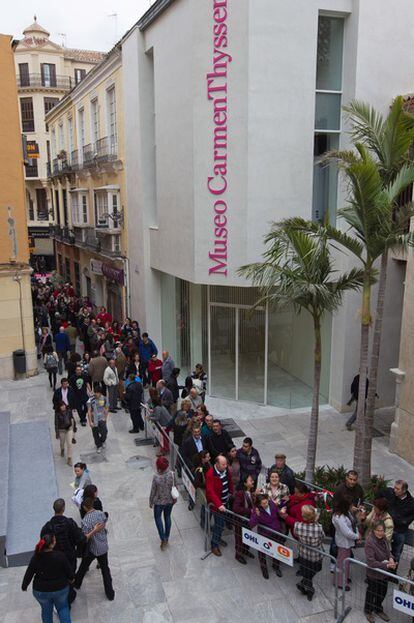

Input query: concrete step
[6,420,58,567]
[0,412,10,567]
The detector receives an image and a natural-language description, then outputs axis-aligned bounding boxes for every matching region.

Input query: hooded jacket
[284,492,316,531]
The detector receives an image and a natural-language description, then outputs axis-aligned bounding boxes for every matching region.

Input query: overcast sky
[3,0,155,51]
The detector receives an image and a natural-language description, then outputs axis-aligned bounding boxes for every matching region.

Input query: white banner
[393,589,414,616]
[242,528,293,566]
[181,468,196,503]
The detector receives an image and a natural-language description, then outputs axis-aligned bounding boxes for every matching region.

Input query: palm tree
[342,98,414,481]
[238,219,364,482]
[316,144,414,485]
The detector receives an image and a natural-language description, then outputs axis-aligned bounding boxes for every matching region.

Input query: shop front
[89,257,126,321]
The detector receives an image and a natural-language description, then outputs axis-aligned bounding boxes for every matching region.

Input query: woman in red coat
[284,481,316,536]
[232,474,256,565]
[148,354,163,387]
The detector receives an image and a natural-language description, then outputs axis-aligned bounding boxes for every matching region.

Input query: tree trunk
[353,272,371,482]
[363,250,388,484]
[305,315,322,483]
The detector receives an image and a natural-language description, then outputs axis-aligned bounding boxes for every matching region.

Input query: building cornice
[45,48,121,123]
[137,0,177,31]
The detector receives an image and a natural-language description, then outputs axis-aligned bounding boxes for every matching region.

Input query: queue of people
[23,277,414,622]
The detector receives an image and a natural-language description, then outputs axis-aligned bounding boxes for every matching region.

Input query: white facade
[122,0,414,409]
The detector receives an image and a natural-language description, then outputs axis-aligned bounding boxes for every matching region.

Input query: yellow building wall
[0,34,36,378]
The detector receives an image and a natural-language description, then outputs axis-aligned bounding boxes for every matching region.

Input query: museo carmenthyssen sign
[242,528,294,566]
[207,0,231,277]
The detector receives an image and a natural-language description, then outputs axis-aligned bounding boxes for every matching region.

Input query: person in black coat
[125,374,144,433]
[383,480,414,563]
[52,378,76,412]
[69,365,91,425]
[167,367,181,403]
[181,425,206,471]
[206,419,234,460]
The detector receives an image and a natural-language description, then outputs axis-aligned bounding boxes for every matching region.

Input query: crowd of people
[21,277,414,623]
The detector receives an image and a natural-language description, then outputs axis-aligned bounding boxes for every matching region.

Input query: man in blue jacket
[138,333,158,387]
[54,327,71,374]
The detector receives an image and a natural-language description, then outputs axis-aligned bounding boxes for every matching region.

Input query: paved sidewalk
[0,372,412,623]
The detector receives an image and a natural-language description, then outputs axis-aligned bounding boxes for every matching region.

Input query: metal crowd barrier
[338,557,414,622]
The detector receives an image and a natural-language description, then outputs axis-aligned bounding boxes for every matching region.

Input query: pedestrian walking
[54,327,70,375]
[125,373,144,433]
[149,456,176,550]
[21,533,74,623]
[73,462,92,491]
[103,358,119,413]
[74,497,115,601]
[69,365,91,426]
[44,345,59,390]
[87,383,109,454]
[55,402,77,466]
[346,372,369,430]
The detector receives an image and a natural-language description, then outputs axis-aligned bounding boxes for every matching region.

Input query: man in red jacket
[205,455,234,556]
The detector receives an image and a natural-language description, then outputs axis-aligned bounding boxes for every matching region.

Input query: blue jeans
[33,586,71,623]
[211,512,225,548]
[154,504,173,541]
[391,531,406,562]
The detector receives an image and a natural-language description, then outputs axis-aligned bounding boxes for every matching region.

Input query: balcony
[49,225,75,244]
[25,163,39,178]
[83,144,94,167]
[73,226,101,252]
[95,136,117,163]
[71,150,79,171]
[16,73,73,91]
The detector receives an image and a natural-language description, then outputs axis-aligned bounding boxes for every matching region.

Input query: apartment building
[45,44,128,321]
[0,35,36,379]
[121,0,414,412]
[14,17,104,270]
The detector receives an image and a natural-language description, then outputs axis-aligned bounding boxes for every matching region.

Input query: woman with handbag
[54,402,77,466]
[149,457,178,550]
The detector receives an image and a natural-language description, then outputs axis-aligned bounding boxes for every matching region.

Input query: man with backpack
[43,345,59,390]
[40,498,104,604]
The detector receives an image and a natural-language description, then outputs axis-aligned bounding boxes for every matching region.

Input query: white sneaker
[97,447,101,454]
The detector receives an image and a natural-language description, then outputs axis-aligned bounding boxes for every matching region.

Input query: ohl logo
[263,541,273,551]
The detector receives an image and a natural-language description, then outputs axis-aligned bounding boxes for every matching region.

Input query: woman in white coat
[332,497,360,590]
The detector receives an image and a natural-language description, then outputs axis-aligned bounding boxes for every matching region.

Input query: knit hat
[156,456,169,472]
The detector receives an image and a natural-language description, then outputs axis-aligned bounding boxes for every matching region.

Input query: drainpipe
[124,256,131,317]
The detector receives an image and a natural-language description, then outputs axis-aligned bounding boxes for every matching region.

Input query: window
[25,161,38,177]
[19,63,30,87]
[71,192,88,225]
[94,191,108,227]
[51,127,57,158]
[27,191,34,221]
[41,63,56,87]
[82,195,88,224]
[58,123,65,152]
[65,258,71,281]
[74,262,81,296]
[91,99,99,147]
[62,189,68,226]
[312,15,344,224]
[20,97,35,132]
[44,97,59,130]
[36,189,48,221]
[68,117,74,156]
[78,108,85,156]
[55,189,61,225]
[94,189,120,228]
[74,68,86,85]
[107,87,117,152]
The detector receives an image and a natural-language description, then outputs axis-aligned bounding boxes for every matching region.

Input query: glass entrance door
[210,305,236,399]
[209,304,265,403]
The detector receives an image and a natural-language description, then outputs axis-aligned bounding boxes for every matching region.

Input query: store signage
[28,228,51,239]
[102,263,124,286]
[393,589,414,615]
[27,140,40,159]
[90,259,103,275]
[242,529,294,566]
[207,0,231,277]
[182,468,196,502]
